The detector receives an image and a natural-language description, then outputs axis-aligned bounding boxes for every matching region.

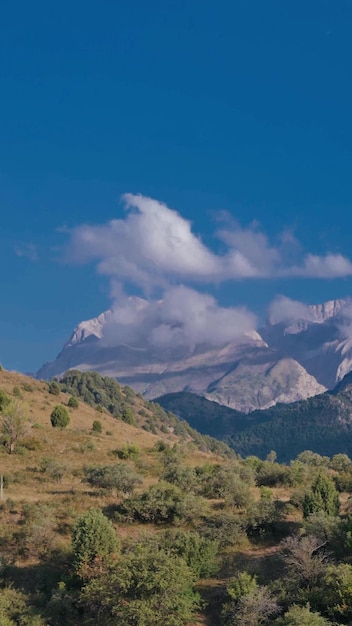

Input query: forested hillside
[158,381,352,462]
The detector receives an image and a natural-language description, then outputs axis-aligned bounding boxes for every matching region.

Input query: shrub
[48,381,61,395]
[121,408,135,425]
[84,464,142,494]
[79,543,200,626]
[12,385,23,399]
[114,443,140,459]
[50,405,70,429]
[162,529,219,578]
[72,508,120,579]
[40,456,66,482]
[92,419,102,433]
[67,396,79,408]
[1,400,32,454]
[303,472,339,518]
[274,604,333,625]
[0,388,10,411]
[120,483,185,524]
[22,382,34,392]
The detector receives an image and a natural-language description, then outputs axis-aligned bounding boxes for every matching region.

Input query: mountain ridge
[37,296,352,411]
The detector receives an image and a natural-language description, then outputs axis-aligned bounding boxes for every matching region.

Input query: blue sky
[2,0,352,372]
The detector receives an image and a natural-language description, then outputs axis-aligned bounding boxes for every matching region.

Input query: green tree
[80,544,200,626]
[303,472,339,518]
[227,572,258,602]
[72,508,119,579]
[67,396,79,408]
[274,604,333,626]
[320,563,352,622]
[162,529,218,578]
[1,400,32,454]
[50,405,70,429]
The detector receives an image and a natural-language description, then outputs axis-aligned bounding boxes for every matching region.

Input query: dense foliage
[157,384,352,461]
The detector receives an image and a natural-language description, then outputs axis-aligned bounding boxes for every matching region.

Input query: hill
[157,376,352,462]
[3,368,352,625]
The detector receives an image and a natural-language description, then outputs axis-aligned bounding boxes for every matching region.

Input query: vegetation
[157,383,352,461]
[91,418,102,432]
[72,508,120,578]
[2,368,352,624]
[0,399,32,453]
[68,396,79,408]
[50,404,70,428]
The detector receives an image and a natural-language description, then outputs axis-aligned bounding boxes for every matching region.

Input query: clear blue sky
[2,0,352,372]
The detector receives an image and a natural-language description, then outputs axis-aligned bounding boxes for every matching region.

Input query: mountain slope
[157,373,352,462]
[36,298,326,411]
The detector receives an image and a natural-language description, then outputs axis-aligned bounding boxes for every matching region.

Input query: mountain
[260,298,352,389]
[37,296,352,412]
[157,373,352,462]
[37,297,328,412]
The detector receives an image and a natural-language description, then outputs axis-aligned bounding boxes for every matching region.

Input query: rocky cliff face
[261,298,352,389]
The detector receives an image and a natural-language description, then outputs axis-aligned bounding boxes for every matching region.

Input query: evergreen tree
[72,508,119,579]
[303,472,339,518]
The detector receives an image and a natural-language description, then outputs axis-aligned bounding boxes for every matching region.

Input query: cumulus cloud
[65,194,352,286]
[268,296,314,325]
[289,254,352,278]
[63,194,352,348]
[66,194,221,290]
[100,286,256,350]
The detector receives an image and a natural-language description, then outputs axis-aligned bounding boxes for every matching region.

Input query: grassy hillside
[3,368,352,625]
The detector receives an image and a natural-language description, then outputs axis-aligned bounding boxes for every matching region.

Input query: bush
[1,400,32,454]
[162,529,219,578]
[84,464,142,494]
[303,472,339,518]
[50,405,70,429]
[0,388,10,411]
[72,508,120,579]
[40,456,66,482]
[48,381,61,395]
[120,483,185,524]
[274,604,333,625]
[67,396,79,408]
[79,543,200,626]
[92,419,102,433]
[114,443,140,459]
[12,385,23,399]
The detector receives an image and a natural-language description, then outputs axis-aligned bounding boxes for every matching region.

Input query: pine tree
[303,472,339,518]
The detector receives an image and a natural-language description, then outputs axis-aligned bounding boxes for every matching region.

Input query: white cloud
[66,194,221,290]
[63,194,352,347]
[65,193,352,286]
[100,286,257,350]
[268,296,313,325]
[218,222,281,277]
